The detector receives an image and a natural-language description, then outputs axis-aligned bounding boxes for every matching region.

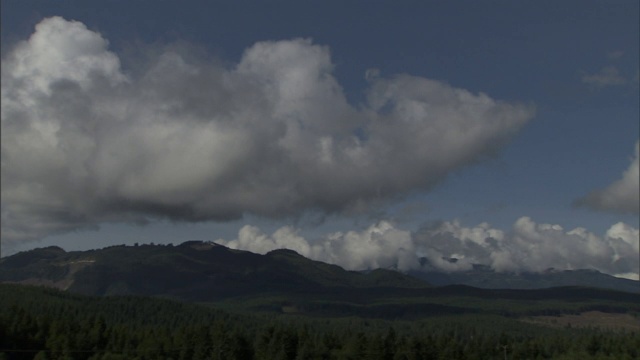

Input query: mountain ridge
[1,241,638,300]
[409,262,639,294]
[0,241,428,301]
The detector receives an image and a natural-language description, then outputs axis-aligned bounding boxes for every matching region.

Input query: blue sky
[1,1,638,278]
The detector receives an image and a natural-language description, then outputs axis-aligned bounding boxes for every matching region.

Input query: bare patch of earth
[5,259,95,290]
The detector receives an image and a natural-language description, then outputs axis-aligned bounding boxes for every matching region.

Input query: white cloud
[576,140,640,214]
[413,217,625,274]
[216,217,640,279]
[218,221,420,271]
[1,17,533,245]
[7,17,127,94]
[227,225,312,257]
[582,66,627,87]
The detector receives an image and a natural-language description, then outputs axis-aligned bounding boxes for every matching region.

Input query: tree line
[1,284,638,359]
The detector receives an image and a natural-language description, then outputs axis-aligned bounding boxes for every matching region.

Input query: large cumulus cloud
[575,140,640,215]
[1,17,533,245]
[216,217,640,280]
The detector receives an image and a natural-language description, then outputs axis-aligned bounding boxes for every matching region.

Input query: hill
[0,241,427,301]
[409,263,639,294]
[3,284,639,360]
[2,242,639,320]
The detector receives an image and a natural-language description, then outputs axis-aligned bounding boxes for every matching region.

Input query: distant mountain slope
[409,264,639,294]
[2,241,638,311]
[3,242,640,320]
[0,241,427,301]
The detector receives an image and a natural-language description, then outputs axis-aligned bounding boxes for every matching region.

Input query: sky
[1,1,639,279]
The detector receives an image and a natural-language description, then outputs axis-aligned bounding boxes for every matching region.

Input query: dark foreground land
[2,243,640,359]
[1,283,639,360]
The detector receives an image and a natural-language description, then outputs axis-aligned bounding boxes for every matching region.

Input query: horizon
[1,1,638,280]
[5,238,639,283]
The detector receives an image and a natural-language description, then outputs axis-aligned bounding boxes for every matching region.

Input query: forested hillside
[0,243,427,300]
[2,284,639,360]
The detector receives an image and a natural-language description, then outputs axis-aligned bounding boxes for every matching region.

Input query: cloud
[575,140,639,214]
[215,217,640,279]
[220,221,419,271]
[607,50,625,60]
[415,217,638,278]
[581,66,627,87]
[1,17,533,245]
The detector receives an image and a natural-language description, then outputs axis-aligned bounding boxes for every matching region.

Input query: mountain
[3,242,638,300]
[409,263,640,294]
[0,241,427,301]
[2,242,640,320]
